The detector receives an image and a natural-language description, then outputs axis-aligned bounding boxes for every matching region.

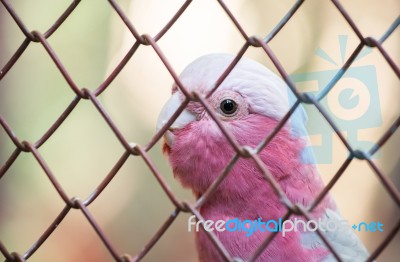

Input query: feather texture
[158,54,369,261]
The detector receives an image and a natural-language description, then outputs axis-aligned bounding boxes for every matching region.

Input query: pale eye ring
[220,99,237,115]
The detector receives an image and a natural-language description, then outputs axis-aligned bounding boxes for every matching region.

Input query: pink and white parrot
[156,54,369,261]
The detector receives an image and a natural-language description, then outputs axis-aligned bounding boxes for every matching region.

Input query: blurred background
[0,0,399,261]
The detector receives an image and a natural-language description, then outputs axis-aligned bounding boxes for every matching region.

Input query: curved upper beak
[156,92,196,147]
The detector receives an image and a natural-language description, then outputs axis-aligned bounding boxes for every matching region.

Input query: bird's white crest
[178,53,292,121]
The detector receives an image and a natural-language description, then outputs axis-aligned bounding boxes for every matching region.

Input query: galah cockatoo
[156,54,369,261]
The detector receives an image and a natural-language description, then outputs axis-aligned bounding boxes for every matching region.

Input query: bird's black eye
[220,99,237,115]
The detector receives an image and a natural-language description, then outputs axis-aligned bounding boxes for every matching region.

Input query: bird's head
[156,54,307,196]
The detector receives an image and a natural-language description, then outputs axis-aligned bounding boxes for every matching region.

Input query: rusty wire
[0,0,399,261]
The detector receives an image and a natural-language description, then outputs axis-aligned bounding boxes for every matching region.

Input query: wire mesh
[0,0,399,261]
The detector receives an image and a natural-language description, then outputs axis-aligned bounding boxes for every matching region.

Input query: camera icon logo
[289,35,382,164]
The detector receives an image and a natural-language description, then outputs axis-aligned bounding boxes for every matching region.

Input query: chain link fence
[0,0,399,261]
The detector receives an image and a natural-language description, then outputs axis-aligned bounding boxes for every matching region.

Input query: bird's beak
[156,92,196,147]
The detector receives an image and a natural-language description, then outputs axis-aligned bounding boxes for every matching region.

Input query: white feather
[301,209,370,261]
[179,53,290,120]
